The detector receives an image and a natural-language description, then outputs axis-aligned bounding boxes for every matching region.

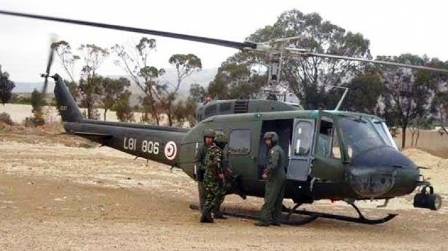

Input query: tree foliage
[30,89,46,125]
[53,40,80,82]
[172,97,198,127]
[53,41,131,120]
[113,91,134,122]
[163,53,202,126]
[189,83,206,102]
[210,9,371,109]
[112,37,166,125]
[0,65,16,105]
[333,69,384,113]
[375,54,436,148]
[100,77,131,120]
[12,8,448,142]
[78,75,103,120]
[207,62,266,99]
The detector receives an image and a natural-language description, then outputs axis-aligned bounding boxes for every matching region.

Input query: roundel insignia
[164,141,177,160]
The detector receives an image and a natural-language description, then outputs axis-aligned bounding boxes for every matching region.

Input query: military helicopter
[1,10,446,226]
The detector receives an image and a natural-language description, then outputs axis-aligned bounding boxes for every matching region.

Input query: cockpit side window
[316,117,341,159]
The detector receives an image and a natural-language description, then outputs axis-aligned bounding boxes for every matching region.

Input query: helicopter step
[189,201,397,226]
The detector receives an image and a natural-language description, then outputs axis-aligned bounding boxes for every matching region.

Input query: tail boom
[64,121,186,167]
[53,73,187,167]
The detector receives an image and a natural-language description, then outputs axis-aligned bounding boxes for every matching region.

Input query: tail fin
[53,74,83,122]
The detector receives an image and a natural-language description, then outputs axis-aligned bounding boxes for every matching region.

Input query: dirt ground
[1,124,448,250]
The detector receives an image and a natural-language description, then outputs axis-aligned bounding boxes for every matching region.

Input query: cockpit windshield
[370,119,398,150]
[337,115,388,158]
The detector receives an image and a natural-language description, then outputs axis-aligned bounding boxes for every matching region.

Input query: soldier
[200,132,227,223]
[255,131,287,227]
[194,129,215,211]
[213,131,231,219]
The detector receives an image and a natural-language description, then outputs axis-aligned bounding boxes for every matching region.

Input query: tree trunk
[151,109,160,125]
[104,109,108,121]
[87,105,92,119]
[167,101,173,126]
[401,125,407,149]
[415,129,420,147]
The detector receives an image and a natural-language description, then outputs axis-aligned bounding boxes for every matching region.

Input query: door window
[228,129,251,154]
[294,121,313,156]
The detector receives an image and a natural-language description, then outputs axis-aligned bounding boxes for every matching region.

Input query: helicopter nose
[347,146,419,198]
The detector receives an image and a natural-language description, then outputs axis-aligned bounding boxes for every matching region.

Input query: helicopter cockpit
[285,112,399,182]
[336,115,398,160]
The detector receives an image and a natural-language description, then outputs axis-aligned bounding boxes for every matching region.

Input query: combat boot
[200,206,214,223]
[254,221,271,227]
[213,210,227,219]
[200,214,213,223]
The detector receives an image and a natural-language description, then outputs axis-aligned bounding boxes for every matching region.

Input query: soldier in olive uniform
[255,131,287,227]
[194,129,215,211]
[200,133,227,223]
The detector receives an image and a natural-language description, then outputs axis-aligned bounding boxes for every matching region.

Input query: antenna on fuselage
[329,86,349,111]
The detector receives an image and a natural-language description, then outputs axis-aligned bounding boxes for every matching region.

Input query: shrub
[0,112,14,125]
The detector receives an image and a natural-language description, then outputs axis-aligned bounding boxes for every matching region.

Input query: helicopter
[0,9,446,226]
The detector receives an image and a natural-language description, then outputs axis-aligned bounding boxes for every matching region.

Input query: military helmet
[203,128,215,138]
[214,131,228,144]
[263,131,279,144]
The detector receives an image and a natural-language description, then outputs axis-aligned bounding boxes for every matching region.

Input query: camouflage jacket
[265,144,286,179]
[204,144,224,179]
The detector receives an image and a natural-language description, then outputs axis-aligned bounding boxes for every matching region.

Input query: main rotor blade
[296,51,448,74]
[0,10,257,50]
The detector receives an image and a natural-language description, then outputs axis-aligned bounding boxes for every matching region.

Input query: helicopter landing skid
[189,202,397,226]
[284,202,398,225]
[188,202,317,226]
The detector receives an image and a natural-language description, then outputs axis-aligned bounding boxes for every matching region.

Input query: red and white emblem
[164,141,177,160]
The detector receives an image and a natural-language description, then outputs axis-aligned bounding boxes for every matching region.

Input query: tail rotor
[40,34,58,96]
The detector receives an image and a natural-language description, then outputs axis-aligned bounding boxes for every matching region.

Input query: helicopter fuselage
[179,109,421,203]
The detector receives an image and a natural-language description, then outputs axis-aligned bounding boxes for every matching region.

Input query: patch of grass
[79,142,97,149]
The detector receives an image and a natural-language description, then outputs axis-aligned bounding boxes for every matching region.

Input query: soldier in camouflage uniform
[194,129,215,211]
[255,131,287,227]
[200,132,227,223]
[212,131,230,219]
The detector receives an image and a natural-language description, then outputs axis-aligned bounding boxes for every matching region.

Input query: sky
[0,0,447,83]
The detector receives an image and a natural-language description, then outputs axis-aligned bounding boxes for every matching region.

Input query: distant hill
[12,67,218,98]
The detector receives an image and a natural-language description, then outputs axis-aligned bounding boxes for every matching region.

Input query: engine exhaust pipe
[413,185,442,210]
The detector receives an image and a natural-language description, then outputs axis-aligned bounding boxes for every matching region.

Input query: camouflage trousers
[203,176,224,211]
[214,184,226,213]
[198,181,206,210]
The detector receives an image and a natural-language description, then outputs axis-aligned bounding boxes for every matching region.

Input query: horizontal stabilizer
[72,132,113,146]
